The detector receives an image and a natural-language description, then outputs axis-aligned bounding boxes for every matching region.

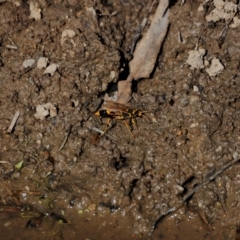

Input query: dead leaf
[103,76,132,105]
[117,0,169,104]
[129,0,169,80]
[115,76,133,104]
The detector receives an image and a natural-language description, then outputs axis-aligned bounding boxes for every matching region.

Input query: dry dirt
[1,0,240,240]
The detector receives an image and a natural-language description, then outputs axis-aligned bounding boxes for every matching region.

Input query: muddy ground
[1,0,240,239]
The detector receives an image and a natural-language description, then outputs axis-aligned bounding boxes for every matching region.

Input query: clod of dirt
[206,57,224,77]
[205,0,237,22]
[34,103,57,120]
[37,57,48,69]
[61,29,76,45]
[230,16,240,28]
[29,1,41,21]
[22,59,36,68]
[12,1,21,7]
[43,63,58,76]
[186,48,206,70]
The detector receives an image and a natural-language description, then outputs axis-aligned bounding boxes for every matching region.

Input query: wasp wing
[103,100,130,112]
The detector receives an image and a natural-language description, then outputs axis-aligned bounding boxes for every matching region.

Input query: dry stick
[6,37,18,49]
[92,127,116,141]
[92,127,104,135]
[0,161,12,164]
[59,125,72,151]
[7,110,20,133]
[0,205,22,213]
[148,155,240,239]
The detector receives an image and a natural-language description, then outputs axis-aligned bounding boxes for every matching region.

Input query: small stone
[193,85,199,92]
[206,57,224,77]
[189,95,200,104]
[29,1,41,20]
[34,105,49,120]
[43,63,58,76]
[182,83,189,89]
[23,59,36,68]
[216,146,222,152]
[109,71,116,81]
[37,57,48,69]
[233,151,239,160]
[61,29,76,45]
[189,122,198,128]
[186,48,206,70]
[34,103,57,120]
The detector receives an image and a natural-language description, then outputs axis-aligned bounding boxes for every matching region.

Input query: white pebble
[37,57,48,69]
[23,58,36,68]
[43,63,58,76]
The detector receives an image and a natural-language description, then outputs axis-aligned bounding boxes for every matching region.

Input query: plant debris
[114,0,169,104]
[7,110,20,133]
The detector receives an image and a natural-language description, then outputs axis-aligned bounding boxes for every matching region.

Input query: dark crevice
[169,99,174,106]
[111,155,129,171]
[99,201,120,213]
[128,179,139,199]
[118,50,130,81]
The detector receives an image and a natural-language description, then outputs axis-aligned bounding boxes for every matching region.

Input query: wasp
[94,100,147,136]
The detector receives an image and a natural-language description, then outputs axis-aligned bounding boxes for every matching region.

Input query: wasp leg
[124,120,134,137]
[131,117,138,130]
[101,118,113,136]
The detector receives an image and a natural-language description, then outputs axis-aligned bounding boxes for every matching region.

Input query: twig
[6,37,18,49]
[183,155,239,202]
[7,111,20,133]
[148,154,240,239]
[92,127,116,141]
[92,127,105,135]
[6,45,18,49]
[0,161,12,164]
[59,125,72,151]
[202,0,212,5]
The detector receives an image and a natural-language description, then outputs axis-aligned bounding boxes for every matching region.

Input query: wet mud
[1,0,240,239]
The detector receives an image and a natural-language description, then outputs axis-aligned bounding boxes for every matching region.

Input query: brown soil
[1,0,240,240]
